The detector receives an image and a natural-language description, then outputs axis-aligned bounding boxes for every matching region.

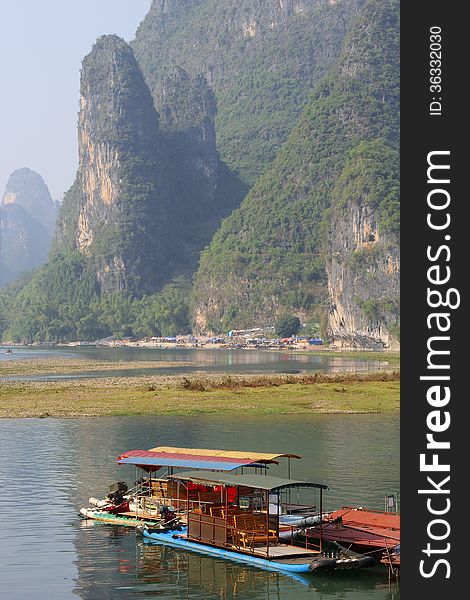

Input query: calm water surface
[0,415,399,600]
[0,346,390,381]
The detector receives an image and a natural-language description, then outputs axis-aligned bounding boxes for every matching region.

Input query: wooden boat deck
[252,544,320,559]
[179,533,319,560]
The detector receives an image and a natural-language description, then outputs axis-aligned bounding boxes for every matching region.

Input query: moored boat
[79,445,307,527]
[300,506,400,557]
[78,507,173,529]
[139,470,377,575]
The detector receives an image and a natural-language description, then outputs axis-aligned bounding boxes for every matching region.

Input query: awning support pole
[319,487,323,553]
[266,489,270,559]
[287,458,291,509]
[186,479,189,514]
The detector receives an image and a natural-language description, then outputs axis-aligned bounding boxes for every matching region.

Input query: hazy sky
[0,1,152,200]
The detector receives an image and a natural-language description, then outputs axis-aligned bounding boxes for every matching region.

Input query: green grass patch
[0,372,399,418]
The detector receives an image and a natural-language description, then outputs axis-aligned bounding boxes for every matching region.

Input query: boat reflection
[137,539,400,599]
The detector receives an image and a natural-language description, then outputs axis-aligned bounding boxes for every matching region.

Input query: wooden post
[276,490,280,539]
[135,467,138,519]
[287,458,291,509]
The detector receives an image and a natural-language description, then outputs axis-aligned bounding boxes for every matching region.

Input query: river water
[0,346,390,381]
[0,414,399,600]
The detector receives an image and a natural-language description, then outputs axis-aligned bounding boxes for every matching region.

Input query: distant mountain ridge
[0,168,58,285]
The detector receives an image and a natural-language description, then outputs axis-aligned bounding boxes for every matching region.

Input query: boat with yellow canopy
[79,445,305,527]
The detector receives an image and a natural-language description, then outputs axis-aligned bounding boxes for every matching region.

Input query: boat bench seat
[209,506,245,522]
[208,504,224,516]
[222,508,245,525]
[233,514,277,548]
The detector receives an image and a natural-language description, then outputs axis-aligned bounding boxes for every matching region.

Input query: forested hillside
[192,0,399,346]
[0,0,399,347]
[133,0,365,184]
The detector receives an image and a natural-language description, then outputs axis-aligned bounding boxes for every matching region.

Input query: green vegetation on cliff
[2,259,191,343]
[133,0,365,184]
[192,0,399,334]
[330,140,400,238]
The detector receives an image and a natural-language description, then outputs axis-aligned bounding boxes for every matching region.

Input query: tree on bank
[275,314,301,338]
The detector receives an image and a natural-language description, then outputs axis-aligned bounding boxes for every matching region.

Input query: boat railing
[132,494,217,516]
[186,510,276,554]
[188,511,230,547]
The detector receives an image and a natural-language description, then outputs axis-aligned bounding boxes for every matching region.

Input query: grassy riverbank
[0,371,399,418]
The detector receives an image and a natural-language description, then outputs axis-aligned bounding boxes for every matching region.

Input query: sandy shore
[0,357,202,377]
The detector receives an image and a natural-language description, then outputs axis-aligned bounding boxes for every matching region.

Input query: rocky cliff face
[147,0,345,41]
[71,35,166,294]
[0,204,50,275]
[54,34,243,295]
[134,0,365,184]
[155,66,218,197]
[2,168,58,234]
[327,204,400,349]
[154,67,246,277]
[0,168,57,283]
[326,137,400,348]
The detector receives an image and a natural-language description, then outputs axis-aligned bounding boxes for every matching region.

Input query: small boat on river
[79,446,307,528]
[300,506,400,557]
[79,445,381,575]
[139,470,376,575]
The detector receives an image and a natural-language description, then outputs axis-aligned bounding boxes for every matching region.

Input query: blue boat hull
[142,528,313,573]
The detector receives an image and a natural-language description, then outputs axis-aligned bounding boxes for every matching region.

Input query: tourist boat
[79,446,312,528]
[299,506,400,556]
[139,470,376,575]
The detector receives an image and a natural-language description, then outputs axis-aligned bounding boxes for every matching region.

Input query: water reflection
[73,522,400,599]
[1,346,389,382]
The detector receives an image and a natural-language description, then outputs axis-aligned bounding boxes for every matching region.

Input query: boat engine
[160,505,176,523]
[107,481,128,505]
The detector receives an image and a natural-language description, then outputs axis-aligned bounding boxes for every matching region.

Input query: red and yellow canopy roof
[116,446,300,471]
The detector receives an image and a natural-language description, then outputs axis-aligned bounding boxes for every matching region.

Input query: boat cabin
[167,470,328,560]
